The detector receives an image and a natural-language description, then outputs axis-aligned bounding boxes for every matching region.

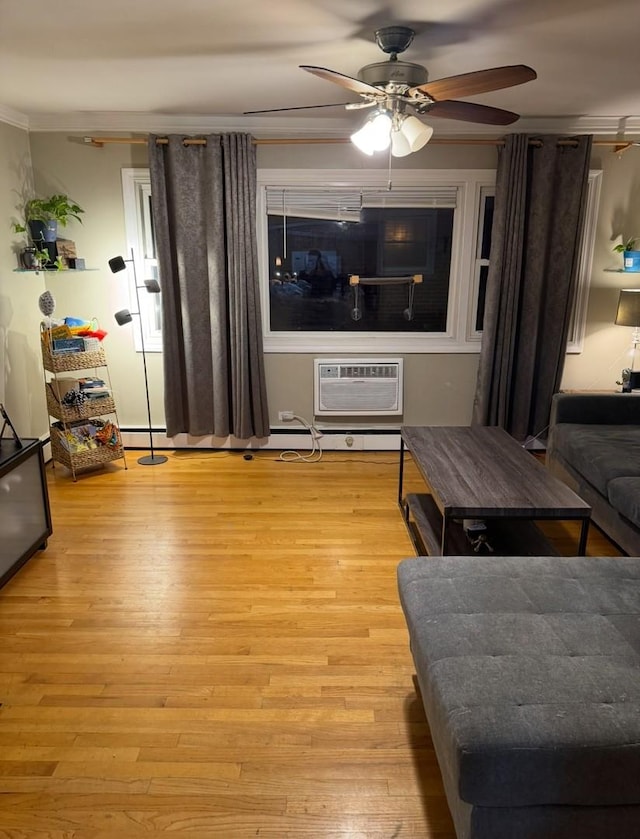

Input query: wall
[27,133,498,435]
[27,134,160,431]
[257,141,496,427]
[0,120,49,440]
[23,131,639,438]
[562,144,640,392]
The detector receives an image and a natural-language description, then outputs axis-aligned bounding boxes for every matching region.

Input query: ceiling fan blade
[426,99,520,125]
[244,102,353,115]
[411,65,536,101]
[300,65,383,97]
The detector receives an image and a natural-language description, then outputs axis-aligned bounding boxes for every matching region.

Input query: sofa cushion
[608,477,640,529]
[397,555,640,809]
[550,424,640,495]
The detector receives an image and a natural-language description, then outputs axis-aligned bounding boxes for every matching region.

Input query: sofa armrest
[550,392,640,426]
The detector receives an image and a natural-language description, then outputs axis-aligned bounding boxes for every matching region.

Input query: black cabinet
[0,439,52,588]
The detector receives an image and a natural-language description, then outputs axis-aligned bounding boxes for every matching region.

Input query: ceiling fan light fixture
[369,111,392,151]
[350,110,392,155]
[350,123,375,155]
[390,127,412,158]
[400,115,433,152]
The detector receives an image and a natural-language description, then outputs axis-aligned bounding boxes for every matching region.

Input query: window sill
[263,334,482,354]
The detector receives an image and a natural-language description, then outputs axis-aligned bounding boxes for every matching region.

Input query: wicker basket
[46,385,116,423]
[42,344,106,373]
[50,425,124,472]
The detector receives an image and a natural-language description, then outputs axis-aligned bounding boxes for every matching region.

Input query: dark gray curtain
[148,133,269,439]
[472,133,592,442]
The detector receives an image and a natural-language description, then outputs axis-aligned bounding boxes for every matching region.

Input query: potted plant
[14,194,84,243]
[613,238,640,272]
[11,193,84,269]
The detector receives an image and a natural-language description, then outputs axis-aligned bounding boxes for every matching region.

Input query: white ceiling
[1,0,640,136]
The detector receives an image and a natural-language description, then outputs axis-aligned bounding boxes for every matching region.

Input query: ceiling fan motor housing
[358,60,428,89]
[374,25,415,55]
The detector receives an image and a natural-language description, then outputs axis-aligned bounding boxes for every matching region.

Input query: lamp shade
[114,308,133,326]
[109,255,127,273]
[615,289,640,326]
[350,111,392,155]
[400,116,433,152]
[390,129,412,158]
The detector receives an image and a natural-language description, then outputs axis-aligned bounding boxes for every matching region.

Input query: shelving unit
[41,335,127,480]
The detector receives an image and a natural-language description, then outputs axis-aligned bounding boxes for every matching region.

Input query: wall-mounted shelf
[604,269,640,274]
[13,268,97,273]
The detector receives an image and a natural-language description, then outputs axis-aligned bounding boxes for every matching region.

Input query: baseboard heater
[314,358,403,416]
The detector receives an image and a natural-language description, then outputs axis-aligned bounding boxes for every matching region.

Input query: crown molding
[25,111,352,137]
[18,110,640,138]
[0,104,29,130]
[513,115,640,136]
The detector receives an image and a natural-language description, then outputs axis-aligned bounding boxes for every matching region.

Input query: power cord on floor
[279,414,323,462]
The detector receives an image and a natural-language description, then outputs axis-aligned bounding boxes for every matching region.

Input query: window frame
[567,170,602,352]
[464,170,601,353]
[257,169,495,354]
[467,185,493,342]
[121,168,162,353]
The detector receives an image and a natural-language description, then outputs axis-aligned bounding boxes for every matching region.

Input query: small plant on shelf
[613,237,640,272]
[613,238,639,253]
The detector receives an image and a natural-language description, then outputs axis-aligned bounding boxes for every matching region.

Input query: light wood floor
[0,449,620,837]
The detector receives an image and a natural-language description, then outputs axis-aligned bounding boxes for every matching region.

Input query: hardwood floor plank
[0,449,616,836]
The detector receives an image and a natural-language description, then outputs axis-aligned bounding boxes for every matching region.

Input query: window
[567,170,602,352]
[258,170,495,353]
[266,198,454,334]
[467,171,602,352]
[470,189,494,335]
[122,166,601,356]
[121,169,162,352]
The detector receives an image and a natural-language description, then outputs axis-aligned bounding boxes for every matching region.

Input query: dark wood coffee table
[399,426,591,556]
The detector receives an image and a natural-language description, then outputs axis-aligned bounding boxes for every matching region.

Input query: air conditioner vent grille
[314,358,403,416]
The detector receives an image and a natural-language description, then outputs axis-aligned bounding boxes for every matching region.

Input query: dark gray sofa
[397,555,640,839]
[547,392,640,556]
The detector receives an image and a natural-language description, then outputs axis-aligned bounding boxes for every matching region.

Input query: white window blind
[265,186,458,222]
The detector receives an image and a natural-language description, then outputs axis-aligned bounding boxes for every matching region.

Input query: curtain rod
[82,135,638,153]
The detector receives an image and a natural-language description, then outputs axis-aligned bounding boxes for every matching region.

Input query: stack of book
[78,377,111,400]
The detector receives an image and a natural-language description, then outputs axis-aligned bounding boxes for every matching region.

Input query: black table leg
[577,519,590,556]
[398,438,405,507]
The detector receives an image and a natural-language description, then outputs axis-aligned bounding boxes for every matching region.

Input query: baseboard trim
[119,428,401,452]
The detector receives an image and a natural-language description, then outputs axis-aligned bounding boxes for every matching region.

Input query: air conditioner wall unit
[314,358,403,416]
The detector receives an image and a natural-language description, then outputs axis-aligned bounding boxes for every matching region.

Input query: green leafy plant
[613,238,640,253]
[12,194,84,233]
[33,247,64,270]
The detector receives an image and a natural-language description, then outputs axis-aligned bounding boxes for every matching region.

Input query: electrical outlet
[334,434,364,450]
[278,410,294,421]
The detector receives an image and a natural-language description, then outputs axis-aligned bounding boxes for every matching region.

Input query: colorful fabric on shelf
[61,389,87,408]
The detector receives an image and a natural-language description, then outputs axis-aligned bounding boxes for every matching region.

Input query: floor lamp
[109,251,168,465]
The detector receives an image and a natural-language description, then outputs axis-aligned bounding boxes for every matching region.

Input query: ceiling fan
[245,25,537,156]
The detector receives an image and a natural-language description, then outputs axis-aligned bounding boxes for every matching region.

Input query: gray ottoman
[397,555,640,839]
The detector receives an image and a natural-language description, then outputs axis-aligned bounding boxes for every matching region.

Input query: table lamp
[615,288,640,391]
